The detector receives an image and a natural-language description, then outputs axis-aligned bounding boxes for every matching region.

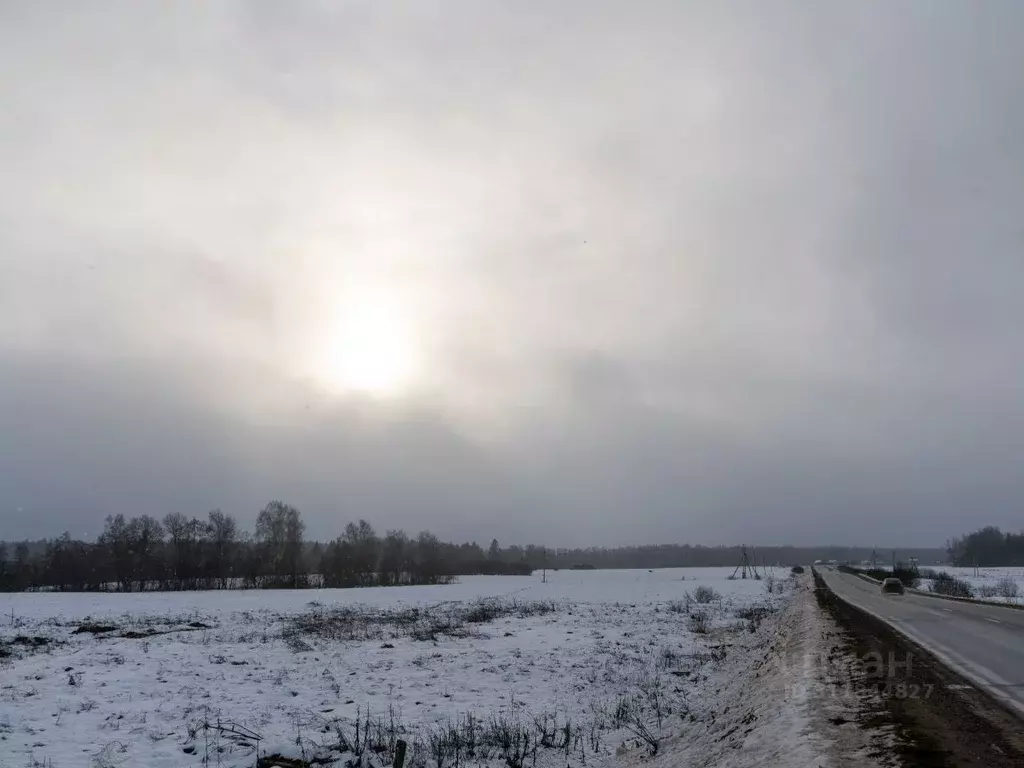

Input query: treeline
[0,508,954,593]
[947,526,1024,567]
[538,544,946,570]
[0,502,531,593]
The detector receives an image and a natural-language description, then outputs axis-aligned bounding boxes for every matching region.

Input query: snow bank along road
[818,566,1024,718]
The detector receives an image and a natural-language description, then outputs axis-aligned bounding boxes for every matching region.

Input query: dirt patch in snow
[72,622,118,634]
[256,755,327,768]
[70,619,213,640]
[0,634,60,660]
[11,635,51,648]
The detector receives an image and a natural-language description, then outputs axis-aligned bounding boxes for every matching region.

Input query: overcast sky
[2,2,1023,547]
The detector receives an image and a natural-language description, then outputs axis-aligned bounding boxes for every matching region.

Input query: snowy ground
[0,568,793,768]
[916,566,1024,604]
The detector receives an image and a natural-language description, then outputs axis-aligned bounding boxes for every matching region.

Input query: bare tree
[379,529,410,586]
[414,531,444,584]
[9,542,31,590]
[128,515,164,590]
[100,514,134,591]
[0,541,10,591]
[207,509,238,588]
[163,513,207,589]
[256,501,305,587]
[345,519,379,585]
[321,536,356,587]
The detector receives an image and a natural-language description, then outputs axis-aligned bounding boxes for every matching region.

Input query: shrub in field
[637,671,670,728]
[616,696,660,756]
[533,713,559,749]
[996,576,1019,600]
[977,584,1000,598]
[658,645,684,668]
[409,615,469,642]
[895,567,921,589]
[463,598,558,624]
[735,602,775,632]
[687,610,710,634]
[427,721,462,768]
[463,600,505,624]
[486,712,535,768]
[692,585,718,604]
[929,572,974,598]
[790,565,805,574]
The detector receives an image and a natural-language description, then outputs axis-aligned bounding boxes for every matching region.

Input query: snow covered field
[0,568,792,768]
[918,566,1024,604]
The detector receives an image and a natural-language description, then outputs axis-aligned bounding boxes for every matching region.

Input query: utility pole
[542,547,547,584]
[732,545,756,580]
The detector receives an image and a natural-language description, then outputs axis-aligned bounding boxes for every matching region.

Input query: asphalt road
[818,567,1024,718]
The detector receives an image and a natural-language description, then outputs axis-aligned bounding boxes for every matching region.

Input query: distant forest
[946,526,1024,567]
[1,502,948,592]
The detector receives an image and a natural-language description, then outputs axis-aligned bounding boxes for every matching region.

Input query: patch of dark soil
[120,625,205,640]
[814,569,1024,767]
[73,623,118,634]
[12,635,50,647]
[121,630,156,639]
[1,635,60,659]
[188,621,211,629]
[257,755,333,767]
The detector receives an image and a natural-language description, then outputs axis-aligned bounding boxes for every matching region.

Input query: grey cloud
[3,2,1024,547]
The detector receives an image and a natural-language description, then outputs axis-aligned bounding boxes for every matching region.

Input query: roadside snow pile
[0,568,791,768]
[628,578,828,768]
[632,574,897,768]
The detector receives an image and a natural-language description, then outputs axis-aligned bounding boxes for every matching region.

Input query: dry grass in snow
[0,567,793,768]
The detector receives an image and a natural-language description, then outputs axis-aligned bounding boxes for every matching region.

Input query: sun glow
[321,293,417,396]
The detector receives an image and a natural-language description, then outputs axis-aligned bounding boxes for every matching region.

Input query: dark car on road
[881,577,905,595]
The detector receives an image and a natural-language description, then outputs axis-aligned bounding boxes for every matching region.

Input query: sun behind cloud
[320,291,417,396]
